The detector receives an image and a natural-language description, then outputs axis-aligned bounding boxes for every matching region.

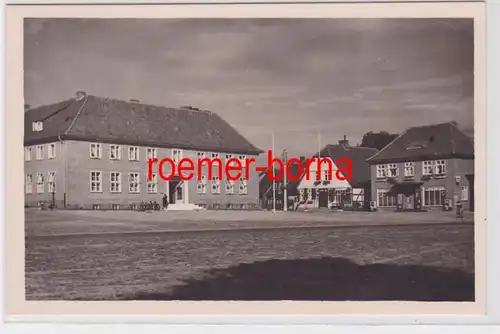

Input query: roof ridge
[366,127,410,162]
[64,95,89,135]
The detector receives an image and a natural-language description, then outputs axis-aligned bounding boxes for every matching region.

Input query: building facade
[366,122,474,212]
[24,92,263,210]
[296,137,378,210]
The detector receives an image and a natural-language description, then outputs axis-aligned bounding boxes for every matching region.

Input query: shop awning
[388,181,423,195]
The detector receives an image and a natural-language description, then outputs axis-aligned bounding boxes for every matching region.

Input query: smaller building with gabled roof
[366,122,474,212]
[295,136,378,210]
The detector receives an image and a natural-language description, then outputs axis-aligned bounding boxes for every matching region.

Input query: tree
[359,131,399,151]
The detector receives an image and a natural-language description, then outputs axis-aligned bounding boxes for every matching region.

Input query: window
[239,177,248,195]
[129,172,140,193]
[47,172,56,193]
[147,173,158,193]
[461,186,469,201]
[225,179,235,195]
[238,155,246,166]
[128,146,139,161]
[32,121,43,132]
[110,172,121,193]
[197,151,207,160]
[211,176,221,194]
[332,189,349,204]
[24,147,32,161]
[36,173,44,194]
[90,171,102,193]
[434,160,447,175]
[377,189,397,207]
[387,163,398,177]
[172,149,182,163]
[424,187,445,206]
[210,152,220,159]
[197,175,207,194]
[89,143,102,159]
[110,145,121,160]
[147,148,157,161]
[25,174,33,194]
[423,161,433,175]
[36,145,44,160]
[323,170,330,181]
[376,164,387,179]
[225,154,236,167]
[404,162,415,177]
[301,189,311,202]
[48,143,56,159]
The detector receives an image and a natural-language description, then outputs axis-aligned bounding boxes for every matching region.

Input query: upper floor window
[129,172,140,193]
[32,121,43,132]
[36,145,44,160]
[110,172,122,193]
[404,162,415,177]
[238,155,246,167]
[434,160,447,175]
[197,152,207,160]
[210,152,220,159]
[376,164,387,179]
[24,147,32,161]
[90,171,102,193]
[387,163,398,178]
[48,143,56,159]
[25,174,33,194]
[172,149,182,163]
[147,148,157,161]
[110,145,121,160]
[422,161,433,175]
[89,143,102,159]
[128,146,139,161]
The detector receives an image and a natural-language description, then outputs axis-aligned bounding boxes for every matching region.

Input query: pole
[272,131,276,213]
[283,149,288,212]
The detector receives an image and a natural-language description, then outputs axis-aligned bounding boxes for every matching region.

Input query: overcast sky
[24,18,474,156]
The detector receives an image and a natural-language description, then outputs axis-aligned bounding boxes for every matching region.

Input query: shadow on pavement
[123,257,474,301]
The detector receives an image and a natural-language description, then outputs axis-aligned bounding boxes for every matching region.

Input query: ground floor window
[423,187,446,206]
[330,189,349,204]
[36,173,44,194]
[25,174,33,194]
[377,189,397,207]
[47,172,56,193]
[147,173,158,193]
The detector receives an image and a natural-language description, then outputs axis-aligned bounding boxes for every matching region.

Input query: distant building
[366,122,474,212]
[296,137,378,210]
[24,91,263,210]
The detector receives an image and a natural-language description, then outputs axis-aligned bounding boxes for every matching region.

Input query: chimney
[75,91,87,101]
[129,98,140,103]
[338,135,349,147]
[24,104,30,112]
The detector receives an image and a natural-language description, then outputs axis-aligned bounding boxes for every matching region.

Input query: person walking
[162,193,169,211]
[456,200,464,220]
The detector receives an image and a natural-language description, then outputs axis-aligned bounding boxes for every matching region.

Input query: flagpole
[272,131,276,213]
[283,149,287,212]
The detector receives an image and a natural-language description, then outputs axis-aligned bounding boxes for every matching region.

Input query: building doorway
[404,194,414,210]
[466,174,474,212]
[318,189,329,208]
[168,177,184,204]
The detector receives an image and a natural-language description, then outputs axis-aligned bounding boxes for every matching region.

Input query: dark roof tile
[366,122,474,163]
[24,95,263,155]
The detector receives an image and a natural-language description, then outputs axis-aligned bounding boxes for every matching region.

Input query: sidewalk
[26,208,475,237]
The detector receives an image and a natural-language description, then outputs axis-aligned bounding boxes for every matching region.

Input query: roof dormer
[32,121,43,132]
